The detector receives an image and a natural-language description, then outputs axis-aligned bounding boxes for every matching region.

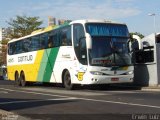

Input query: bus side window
[60,26,71,46]
[13,41,23,54]
[31,35,40,51]
[11,43,16,54]
[8,43,11,55]
[62,33,67,46]
[52,31,60,47]
[40,33,48,49]
[16,41,23,54]
[23,38,31,52]
[48,32,54,48]
[8,43,16,55]
[48,36,53,48]
[67,26,72,45]
[46,30,60,48]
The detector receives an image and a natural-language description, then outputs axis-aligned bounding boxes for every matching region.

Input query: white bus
[7,19,133,89]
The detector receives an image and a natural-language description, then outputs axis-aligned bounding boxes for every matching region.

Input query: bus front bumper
[81,73,134,85]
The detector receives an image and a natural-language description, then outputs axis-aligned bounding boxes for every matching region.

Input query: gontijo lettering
[18,55,33,62]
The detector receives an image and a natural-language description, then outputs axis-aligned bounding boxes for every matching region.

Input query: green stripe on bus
[42,48,59,82]
[37,49,51,82]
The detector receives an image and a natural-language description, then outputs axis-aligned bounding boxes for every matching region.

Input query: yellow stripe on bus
[7,50,44,82]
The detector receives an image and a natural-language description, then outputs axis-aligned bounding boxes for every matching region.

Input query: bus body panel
[52,46,79,83]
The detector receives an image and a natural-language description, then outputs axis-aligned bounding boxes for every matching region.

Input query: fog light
[90,71,103,75]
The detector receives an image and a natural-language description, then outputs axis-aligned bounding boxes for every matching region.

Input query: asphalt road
[0,79,160,120]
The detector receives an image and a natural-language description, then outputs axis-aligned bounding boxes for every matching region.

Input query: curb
[141,87,160,92]
[112,84,160,92]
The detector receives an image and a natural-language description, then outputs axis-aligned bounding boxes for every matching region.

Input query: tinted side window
[52,30,60,47]
[60,26,72,46]
[48,32,54,48]
[8,42,16,55]
[23,38,31,52]
[47,30,60,48]
[40,33,48,49]
[15,41,23,54]
[31,35,40,51]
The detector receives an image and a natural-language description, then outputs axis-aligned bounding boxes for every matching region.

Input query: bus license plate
[111,78,119,81]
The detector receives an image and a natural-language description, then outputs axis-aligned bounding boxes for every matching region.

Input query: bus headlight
[90,71,104,75]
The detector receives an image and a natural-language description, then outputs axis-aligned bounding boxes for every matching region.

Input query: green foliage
[7,15,43,39]
[1,39,9,45]
[130,32,144,39]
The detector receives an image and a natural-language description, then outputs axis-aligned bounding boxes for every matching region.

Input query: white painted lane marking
[78,98,160,109]
[0,91,8,94]
[106,91,139,93]
[0,88,160,109]
[0,97,77,105]
[0,88,72,98]
[21,87,108,96]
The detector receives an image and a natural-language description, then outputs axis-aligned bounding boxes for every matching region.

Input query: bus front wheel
[63,70,74,90]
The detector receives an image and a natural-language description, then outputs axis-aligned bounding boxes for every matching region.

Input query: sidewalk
[112,84,160,92]
[0,109,29,120]
[141,85,160,92]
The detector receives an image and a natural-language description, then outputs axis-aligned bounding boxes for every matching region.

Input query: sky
[0,0,160,36]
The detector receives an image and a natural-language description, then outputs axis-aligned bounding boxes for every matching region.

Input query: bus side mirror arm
[128,35,143,52]
[86,33,92,49]
[132,35,143,50]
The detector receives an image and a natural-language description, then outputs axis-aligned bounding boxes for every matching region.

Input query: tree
[1,39,9,45]
[7,15,43,39]
[0,39,8,65]
[130,32,144,39]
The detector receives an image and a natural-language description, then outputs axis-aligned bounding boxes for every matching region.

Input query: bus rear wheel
[63,70,74,90]
[20,72,26,87]
[15,72,21,86]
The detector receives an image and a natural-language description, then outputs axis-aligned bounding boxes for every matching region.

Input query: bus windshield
[86,23,131,67]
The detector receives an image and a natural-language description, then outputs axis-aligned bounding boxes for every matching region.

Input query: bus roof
[8,19,126,43]
[70,19,126,25]
[8,22,70,43]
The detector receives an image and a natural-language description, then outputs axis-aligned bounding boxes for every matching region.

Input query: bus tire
[20,72,26,87]
[63,70,74,90]
[15,72,21,86]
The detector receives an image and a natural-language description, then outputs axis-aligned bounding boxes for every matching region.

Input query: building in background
[48,16,56,26]
[0,28,2,42]
[58,19,72,25]
[0,27,13,41]
[0,27,12,65]
[48,16,72,26]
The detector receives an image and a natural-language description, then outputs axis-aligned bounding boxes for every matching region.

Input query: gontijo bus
[7,19,133,89]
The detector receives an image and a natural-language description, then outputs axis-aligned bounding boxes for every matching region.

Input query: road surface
[0,79,160,120]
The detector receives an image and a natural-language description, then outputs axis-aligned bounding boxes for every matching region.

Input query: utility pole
[148,13,156,34]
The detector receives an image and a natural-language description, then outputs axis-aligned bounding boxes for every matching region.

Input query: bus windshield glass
[86,23,131,67]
